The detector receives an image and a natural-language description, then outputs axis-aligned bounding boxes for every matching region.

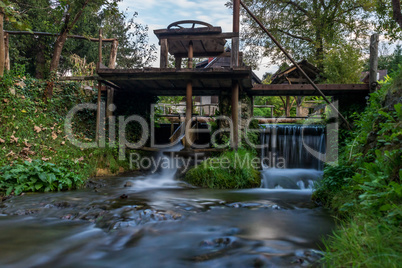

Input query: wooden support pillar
[4,33,9,71]
[188,41,193,68]
[108,39,118,69]
[250,95,254,117]
[106,87,114,118]
[185,40,194,148]
[98,29,102,69]
[175,57,182,69]
[96,82,102,143]
[231,82,239,149]
[231,0,240,149]
[369,33,379,93]
[0,9,4,77]
[106,39,117,118]
[185,81,193,149]
[160,38,168,68]
[231,0,240,68]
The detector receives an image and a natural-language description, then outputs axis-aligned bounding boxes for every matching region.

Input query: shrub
[0,160,84,195]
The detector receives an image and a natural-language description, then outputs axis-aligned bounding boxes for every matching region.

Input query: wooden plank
[369,34,379,93]
[0,10,4,76]
[160,38,168,68]
[252,84,369,91]
[108,40,118,69]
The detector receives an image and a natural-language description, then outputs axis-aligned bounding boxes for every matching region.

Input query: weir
[260,124,326,189]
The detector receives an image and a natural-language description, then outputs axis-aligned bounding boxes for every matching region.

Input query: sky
[118,0,277,79]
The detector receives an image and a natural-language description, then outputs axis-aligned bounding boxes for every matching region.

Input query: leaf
[21,109,27,113]
[34,126,42,133]
[35,183,43,190]
[379,204,392,211]
[6,186,13,196]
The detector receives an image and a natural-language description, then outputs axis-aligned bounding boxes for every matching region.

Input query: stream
[0,172,333,267]
[0,126,333,267]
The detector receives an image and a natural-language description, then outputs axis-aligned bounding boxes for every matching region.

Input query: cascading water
[126,143,185,190]
[260,124,326,189]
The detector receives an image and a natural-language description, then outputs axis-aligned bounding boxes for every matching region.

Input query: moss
[184,149,261,189]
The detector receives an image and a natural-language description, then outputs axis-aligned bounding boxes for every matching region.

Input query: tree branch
[392,0,402,29]
[277,29,314,43]
[284,0,310,17]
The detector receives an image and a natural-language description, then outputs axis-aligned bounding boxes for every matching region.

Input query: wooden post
[185,40,194,149]
[188,41,193,69]
[175,57,182,69]
[369,33,379,93]
[185,81,193,149]
[231,0,240,149]
[160,39,168,68]
[106,88,114,118]
[108,39,118,69]
[96,82,102,143]
[231,81,239,149]
[250,95,254,117]
[231,0,240,68]
[4,33,9,71]
[106,39,117,119]
[98,29,102,69]
[0,9,5,77]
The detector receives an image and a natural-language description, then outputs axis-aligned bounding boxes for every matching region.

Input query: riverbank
[0,70,132,197]
[313,66,402,266]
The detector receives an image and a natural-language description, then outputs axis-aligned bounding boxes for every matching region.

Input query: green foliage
[0,160,84,195]
[321,220,402,267]
[323,43,364,84]
[237,0,374,67]
[313,65,402,266]
[184,149,261,189]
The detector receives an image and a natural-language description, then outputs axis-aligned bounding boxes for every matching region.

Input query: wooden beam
[231,81,239,149]
[369,34,379,93]
[158,32,237,41]
[160,38,168,68]
[108,39,118,69]
[96,81,102,143]
[175,57,182,69]
[188,41,193,69]
[4,32,9,71]
[98,29,102,69]
[4,30,117,42]
[185,81,193,149]
[0,9,4,77]
[252,84,369,91]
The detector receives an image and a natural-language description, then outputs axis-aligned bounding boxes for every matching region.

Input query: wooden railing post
[369,33,379,93]
[0,9,5,77]
[4,33,9,71]
[160,39,168,68]
[108,39,118,69]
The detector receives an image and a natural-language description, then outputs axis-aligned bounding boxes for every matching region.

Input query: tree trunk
[44,32,68,99]
[35,41,46,79]
[392,0,402,30]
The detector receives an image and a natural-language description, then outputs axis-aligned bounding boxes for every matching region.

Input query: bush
[0,160,84,195]
[184,149,261,189]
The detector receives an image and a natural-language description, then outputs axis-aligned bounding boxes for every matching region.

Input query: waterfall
[260,124,326,170]
[260,124,326,189]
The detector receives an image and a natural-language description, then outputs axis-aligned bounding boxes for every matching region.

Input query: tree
[44,0,121,99]
[237,0,374,69]
[376,0,402,39]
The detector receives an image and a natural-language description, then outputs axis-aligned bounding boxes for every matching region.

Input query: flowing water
[0,133,334,267]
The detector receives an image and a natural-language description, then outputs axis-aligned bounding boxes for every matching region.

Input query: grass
[184,149,261,189]
[321,220,402,267]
